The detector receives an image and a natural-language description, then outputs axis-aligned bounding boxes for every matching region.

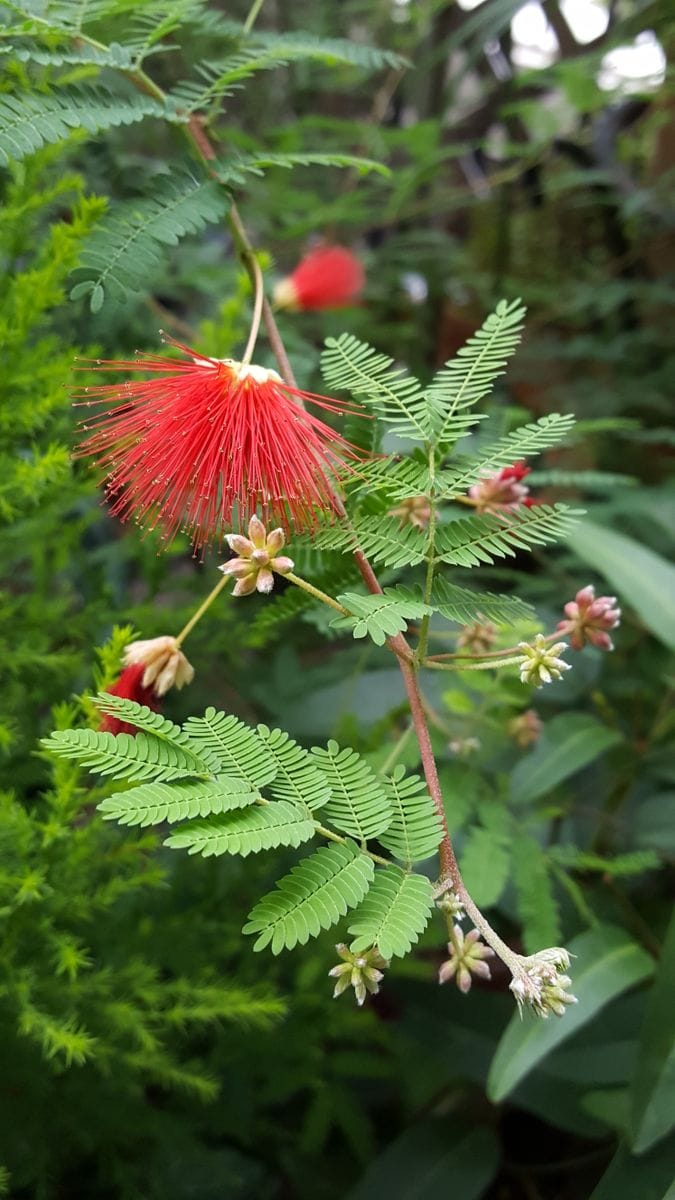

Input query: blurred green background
[1,1,674,1197]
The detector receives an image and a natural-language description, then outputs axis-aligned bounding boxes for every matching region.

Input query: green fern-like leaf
[321,334,432,442]
[345,455,462,501]
[98,777,258,828]
[0,86,169,167]
[165,800,315,858]
[550,846,660,877]
[428,299,526,445]
[434,503,582,568]
[311,741,393,841]
[0,40,136,67]
[171,53,294,111]
[313,514,427,569]
[431,577,533,626]
[217,150,389,181]
[41,728,212,782]
[348,867,434,958]
[182,708,278,789]
[331,587,433,646]
[246,30,409,72]
[70,172,230,310]
[11,0,124,33]
[171,32,408,113]
[92,695,210,754]
[255,725,331,811]
[440,414,577,493]
[513,837,561,954]
[526,469,636,491]
[243,841,375,953]
[378,767,444,865]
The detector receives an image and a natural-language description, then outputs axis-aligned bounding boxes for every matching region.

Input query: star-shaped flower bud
[388,495,433,530]
[510,947,577,1019]
[219,514,294,597]
[123,636,194,696]
[328,944,388,1007]
[556,584,621,651]
[438,925,494,993]
[518,634,571,688]
[457,619,497,655]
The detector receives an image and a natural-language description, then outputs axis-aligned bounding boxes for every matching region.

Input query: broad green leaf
[487,926,654,1102]
[345,1121,499,1200]
[509,714,622,805]
[630,911,675,1153]
[589,1130,675,1200]
[634,794,675,853]
[572,521,675,650]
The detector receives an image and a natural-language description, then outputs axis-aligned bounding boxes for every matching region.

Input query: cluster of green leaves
[0,0,403,311]
[3,0,675,1195]
[44,697,444,962]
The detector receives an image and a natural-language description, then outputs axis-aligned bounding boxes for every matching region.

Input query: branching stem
[284,573,350,615]
[65,29,528,987]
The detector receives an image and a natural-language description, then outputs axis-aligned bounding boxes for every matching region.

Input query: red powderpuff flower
[273,246,365,311]
[98,663,161,735]
[74,337,363,552]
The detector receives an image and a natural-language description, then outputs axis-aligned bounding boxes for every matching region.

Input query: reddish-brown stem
[183,112,460,890]
[397,654,459,883]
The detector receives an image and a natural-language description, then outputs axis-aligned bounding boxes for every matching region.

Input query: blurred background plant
[1,0,674,1197]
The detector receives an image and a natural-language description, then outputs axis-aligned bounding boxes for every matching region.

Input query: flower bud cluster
[557,585,620,652]
[468,462,532,514]
[510,947,577,1018]
[388,495,433,530]
[457,619,497,655]
[518,634,570,688]
[123,636,194,696]
[219,515,294,597]
[438,925,494,993]
[508,708,543,747]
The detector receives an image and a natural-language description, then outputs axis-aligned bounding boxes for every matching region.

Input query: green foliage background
[1,0,674,1197]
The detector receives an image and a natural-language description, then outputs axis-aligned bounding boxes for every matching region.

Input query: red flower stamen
[74,337,364,551]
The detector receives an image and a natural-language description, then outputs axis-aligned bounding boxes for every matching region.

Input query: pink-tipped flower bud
[219,515,294,597]
[99,636,194,735]
[123,635,194,696]
[557,585,621,651]
[438,925,494,993]
[468,462,533,514]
